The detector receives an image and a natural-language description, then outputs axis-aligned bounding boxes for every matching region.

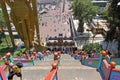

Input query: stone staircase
[13,54,102,80]
[58,54,102,80]
[13,55,54,80]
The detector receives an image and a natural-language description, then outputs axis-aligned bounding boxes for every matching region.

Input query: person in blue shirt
[5,52,14,64]
[4,52,14,73]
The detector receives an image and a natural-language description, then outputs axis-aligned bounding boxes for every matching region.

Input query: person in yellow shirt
[8,65,22,80]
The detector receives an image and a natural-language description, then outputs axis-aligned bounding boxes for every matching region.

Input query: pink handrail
[112,68,120,72]
[45,69,57,80]
[45,60,58,80]
[0,65,7,80]
[85,58,99,60]
[103,59,110,69]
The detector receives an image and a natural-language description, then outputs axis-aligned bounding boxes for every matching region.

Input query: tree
[108,0,120,57]
[0,10,10,46]
[105,0,120,41]
[103,0,120,57]
[0,10,5,45]
[100,4,109,20]
[71,0,97,33]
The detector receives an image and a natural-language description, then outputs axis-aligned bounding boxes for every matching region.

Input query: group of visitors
[19,51,47,61]
[72,49,115,60]
[37,51,47,61]
[0,49,53,80]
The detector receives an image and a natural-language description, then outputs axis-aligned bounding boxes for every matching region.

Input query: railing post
[105,61,116,80]
[54,52,58,60]
[32,59,35,66]
[97,51,107,71]
[52,61,57,69]
[58,57,60,66]
[97,55,102,70]
[105,65,112,80]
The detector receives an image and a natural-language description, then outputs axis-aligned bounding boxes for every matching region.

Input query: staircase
[13,54,102,80]
[13,55,54,80]
[58,54,102,80]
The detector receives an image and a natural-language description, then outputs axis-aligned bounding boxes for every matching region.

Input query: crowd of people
[71,49,115,60]
[0,50,52,80]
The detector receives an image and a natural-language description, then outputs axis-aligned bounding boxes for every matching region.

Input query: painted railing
[71,53,120,80]
[0,67,2,80]
[0,59,35,80]
[80,55,111,69]
[0,58,35,80]
[71,53,100,68]
[98,57,120,80]
[0,60,5,66]
[0,59,35,67]
[44,60,58,80]
[0,65,9,80]
[81,58,99,68]
[14,59,35,67]
[109,68,120,80]
[110,58,120,65]
[98,59,110,79]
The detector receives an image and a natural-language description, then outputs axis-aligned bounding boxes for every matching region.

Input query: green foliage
[104,0,120,41]
[0,46,14,56]
[0,10,6,28]
[21,48,26,53]
[0,10,6,45]
[0,55,2,58]
[108,0,120,18]
[0,36,12,47]
[108,0,120,27]
[14,48,26,56]
[82,43,102,54]
[71,0,98,32]
[0,37,13,56]
[14,51,21,56]
[0,32,5,39]
[100,6,109,19]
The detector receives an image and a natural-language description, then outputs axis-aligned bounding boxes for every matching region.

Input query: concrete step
[58,68,101,80]
[58,54,102,80]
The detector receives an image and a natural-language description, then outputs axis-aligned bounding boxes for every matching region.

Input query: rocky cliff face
[101,39,118,56]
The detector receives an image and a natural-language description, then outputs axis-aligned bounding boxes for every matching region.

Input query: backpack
[16,62,23,68]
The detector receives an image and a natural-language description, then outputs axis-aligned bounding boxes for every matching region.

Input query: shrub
[82,43,102,54]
